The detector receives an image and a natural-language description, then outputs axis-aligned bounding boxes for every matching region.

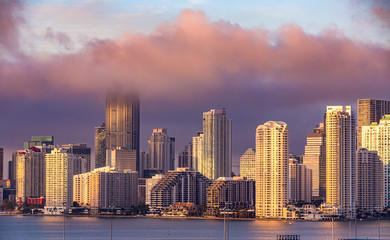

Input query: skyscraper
[302,123,326,200]
[109,147,137,172]
[61,143,91,173]
[106,93,140,172]
[44,148,74,215]
[362,115,390,207]
[178,144,193,169]
[147,128,175,174]
[192,131,204,173]
[325,106,356,217]
[15,147,46,205]
[357,99,390,149]
[356,149,383,212]
[202,109,232,180]
[255,121,288,218]
[288,158,312,203]
[240,148,256,180]
[94,123,106,169]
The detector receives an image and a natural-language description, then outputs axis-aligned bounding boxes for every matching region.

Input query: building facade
[73,166,138,208]
[325,106,356,217]
[357,99,390,149]
[0,148,3,180]
[302,123,326,200]
[24,136,54,150]
[147,128,175,174]
[240,148,256,180]
[178,144,193,169]
[44,148,74,214]
[15,147,46,205]
[362,115,390,207]
[288,158,312,203]
[94,123,106,169]
[202,109,232,180]
[61,144,91,174]
[192,131,204,173]
[149,168,211,212]
[145,174,164,206]
[356,149,383,212]
[108,147,137,172]
[255,121,288,218]
[206,176,255,212]
[106,93,140,173]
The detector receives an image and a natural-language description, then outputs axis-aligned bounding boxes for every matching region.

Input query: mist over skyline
[1,0,389,177]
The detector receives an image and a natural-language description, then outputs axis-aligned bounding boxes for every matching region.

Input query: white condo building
[255,121,288,218]
[201,109,232,180]
[325,106,356,218]
[44,148,74,215]
[147,128,175,174]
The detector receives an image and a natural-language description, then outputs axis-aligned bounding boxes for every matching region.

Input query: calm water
[0,215,389,240]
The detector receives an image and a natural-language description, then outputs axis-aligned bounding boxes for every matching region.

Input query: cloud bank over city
[0,0,389,172]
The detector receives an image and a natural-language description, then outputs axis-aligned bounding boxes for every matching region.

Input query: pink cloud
[0,9,389,105]
[371,0,390,28]
[0,0,24,56]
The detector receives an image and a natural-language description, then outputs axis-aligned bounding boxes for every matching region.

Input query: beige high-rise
[192,131,204,173]
[357,99,390,149]
[325,106,356,217]
[255,121,288,218]
[362,115,390,207]
[44,148,74,214]
[240,148,256,180]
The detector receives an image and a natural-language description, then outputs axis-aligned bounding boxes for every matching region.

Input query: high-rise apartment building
[94,123,106,169]
[325,106,356,217]
[145,174,164,206]
[44,148,74,214]
[207,176,255,213]
[240,148,256,180]
[61,144,91,173]
[288,158,312,203]
[8,153,16,181]
[73,166,138,208]
[147,128,175,174]
[192,131,204,172]
[356,149,383,212]
[150,168,211,212]
[362,115,390,207]
[255,121,288,218]
[106,93,140,173]
[202,109,232,180]
[16,147,46,205]
[357,99,390,149]
[24,136,54,151]
[0,148,3,180]
[302,123,326,200]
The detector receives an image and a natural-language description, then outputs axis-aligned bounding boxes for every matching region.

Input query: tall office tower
[150,168,211,212]
[109,147,137,172]
[178,144,192,168]
[356,149,383,212]
[357,99,390,149]
[139,151,148,178]
[206,176,255,214]
[24,136,54,151]
[0,148,3,180]
[61,144,91,173]
[15,147,46,205]
[255,121,288,218]
[73,166,138,208]
[240,148,256,180]
[302,123,326,200]
[95,123,106,169]
[362,115,390,207]
[202,109,232,180]
[106,93,140,173]
[138,178,146,205]
[192,131,204,172]
[325,106,356,217]
[288,158,312,203]
[147,128,175,174]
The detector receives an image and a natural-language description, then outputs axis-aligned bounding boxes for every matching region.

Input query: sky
[1,0,390,177]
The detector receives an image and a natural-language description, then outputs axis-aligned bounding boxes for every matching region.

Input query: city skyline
[1,0,390,178]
